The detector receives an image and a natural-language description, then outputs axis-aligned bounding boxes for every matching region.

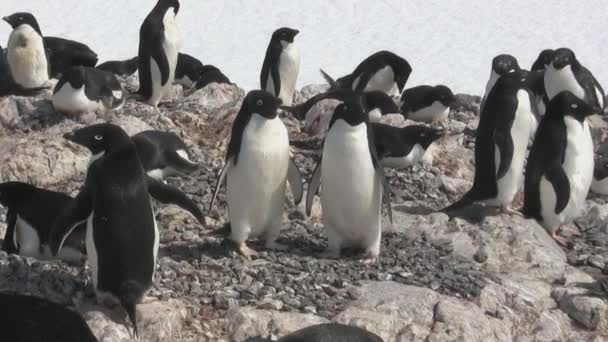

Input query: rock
[453,94,481,116]
[303,99,340,137]
[294,84,330,104]
[552,286,608,332]
[184,83,244,116]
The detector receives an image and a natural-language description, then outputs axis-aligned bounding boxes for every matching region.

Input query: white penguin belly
[14,215,42,259]
[545,65,586,101]
[7,25,49,88]
[276,42,300,106]
[149,9,180,106]
[52,83,105,113]
[151,201,159,280]
[361,66,395,94]
[408,101,450,122]
[226,115,290,241]
[540,117,594,231]
[381,144,426,169]
[491,90,533,206]
[85,213,99,288]
[321,121,382,247]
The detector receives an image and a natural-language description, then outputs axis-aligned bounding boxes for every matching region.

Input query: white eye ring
[571,104,578,109]
[256,100,263,106]
[94,135,103,141]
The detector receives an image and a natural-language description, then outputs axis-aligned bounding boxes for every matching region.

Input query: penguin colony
[0,0,606,340]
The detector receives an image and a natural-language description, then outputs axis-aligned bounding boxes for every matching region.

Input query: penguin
[52,66,125,115]
[591,157,608,196]
[0,293,98,342]
[523,92,596,246]
[48,123,182,337]
[531,49,555,71]
[96,57,139,77]
[0,42,48,97]
[243,323,384,342]
[137,0,181,107]
[306,92,393,263]
[44,36,98,78]
[400,85,456,123]
[260,27,300,106]
[443,70,536,214]
[194,65,231,89]
[544,48,605,113]
[372,123,445,169]
[483,54,520,102]
[131,130,199,180]
[0,182,85,262]
[320,50,412,95]
[174,52,203,88]
[208,90,304,258]
[3,12,49,88]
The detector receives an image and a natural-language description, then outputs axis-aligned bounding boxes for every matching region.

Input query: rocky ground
[1,77,608,342]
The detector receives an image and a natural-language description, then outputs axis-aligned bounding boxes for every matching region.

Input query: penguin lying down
[243,323,384,342]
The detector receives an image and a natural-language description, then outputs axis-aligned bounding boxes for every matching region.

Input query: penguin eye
[256,99,263,106]
[94,135,103,141]
[571,104,578,109]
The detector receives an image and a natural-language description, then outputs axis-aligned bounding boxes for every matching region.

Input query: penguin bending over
[52,66,124,114]
[174,52,203,88]
[260,27,300,106]
[137,0,181,107]
[208,91,303,258]
[0,43,48,97]
[306,92,393,263]
[523,92,596,246]
[244,323,384,342]
[400,85,456,123]
[44,36,98,78]
[96,57,138,77]
[372,123,445,169]
[132,130,199,180]
[195,65,231,89]
[443,70,536,214]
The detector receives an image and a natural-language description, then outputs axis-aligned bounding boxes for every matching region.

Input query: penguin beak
[63,131,76,142]
[2,17,9,24]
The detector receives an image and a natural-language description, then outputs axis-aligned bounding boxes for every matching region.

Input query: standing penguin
[523,92,596,246]
[260,27,300,106]
[3,12,49,88]
[483,54,520,103]
[49,124,168,337]
[0,42,48,97]
[137,0,181,107]
[208,91,303,258]
[400,85,456,123]
[444,70,536,214]
[321,50,412,96]
[544,48,605,113]
[306,92,393,263]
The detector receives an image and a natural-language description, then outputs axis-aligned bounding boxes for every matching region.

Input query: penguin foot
[560,224,582,237]
[238,243,258,259]
[360,255,378,265]
[551,232,570,248]
[265,241,288,251]
[502,206,523,217]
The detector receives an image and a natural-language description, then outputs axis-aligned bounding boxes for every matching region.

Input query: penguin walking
[208,91,303,258]
[3,13,49,88]
[244,323,384,342]
[260,27,300,106]
[306,92,393,263]
[0,42,48,97]
[52,66,125,115]
[0,182,85,262]
[372,123,445,169]
[321,50,412,96]
[131,130,199,180]
[195,65,231,89]
[523,92,596,246]
[137,0,181,107]
[96,57,138,77]
[400,85,456,123]
[44,36,98,78]
[444,70,536,214]
[49,124,174,337]
[174,52,203,88]
[544,48,605,113]
[591,157,608,195]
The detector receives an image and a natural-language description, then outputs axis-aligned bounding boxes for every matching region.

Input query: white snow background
[0,0,606,95]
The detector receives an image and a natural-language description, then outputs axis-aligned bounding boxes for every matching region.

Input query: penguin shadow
[159,238,234,262]
[393,204,436,216]
[444,204,506,224]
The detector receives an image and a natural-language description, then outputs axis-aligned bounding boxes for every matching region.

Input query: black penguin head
[434,85,456,107]
[494,69,530,93]
[63,66,87,89]
[403,125,445,149]
[329,93,367,128]
[242,90,282,119]
[157,0,180,14]
[386,52,412,92]
[3,12,42,35]
[271,27,299,45]
[63,123,131,155]
[547,91,596,122]
[492,54,520,75]
[363,91,399,114]
[531,49,555,71]
[552,48,577,70]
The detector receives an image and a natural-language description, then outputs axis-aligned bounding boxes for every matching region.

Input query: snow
[1,0,606,95]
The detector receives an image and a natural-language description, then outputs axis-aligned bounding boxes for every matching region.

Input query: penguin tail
[118,280,144,339]
[319,69,338,89]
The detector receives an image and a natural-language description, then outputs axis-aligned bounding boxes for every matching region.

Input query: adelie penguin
[132,130,199,180]
[482,54,520,106]
[306,92,393,263]
[52,66,125,115]
[0,42,48,97]
[523,92,596,247]
[243,323,384,342]
[174,52,204,88]
[44,36,98,78]
[49,123,203,337]
[321,50,412,96]
[96,57,139,77]
[209,91,304,258]
[531,49,555,72]
[137,0,181,107]
[195,65,231,90]
[260,27,300,106]
[591,156,608,196]
[443,70,536,215]
[400,85,456,123]
[372,123,445,169]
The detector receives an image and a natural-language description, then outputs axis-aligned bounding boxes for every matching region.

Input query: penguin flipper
[270,65,281,99]
[208,159,231,217]
[163,150,199,174]
[49,187,93,256]
[493,129,514,180]
[287,157,304,205]
[146,176,206,226]
[306,161,322,216]
[544,166,570,214]
[319,69,338,89]
[2,209,18,254]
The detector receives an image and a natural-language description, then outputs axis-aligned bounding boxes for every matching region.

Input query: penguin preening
[260,27,300,106]
[321,50,412,96]
[483,54,520,103]
[174,52,204,88]
[523,91,596,246]
[137,0,181,107]
[400,85,456,123]
[531,49,555,71]
[195,65,231,89]
[0,42,48,97]
[306,92,393,263]
[96,56,139,77]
